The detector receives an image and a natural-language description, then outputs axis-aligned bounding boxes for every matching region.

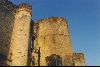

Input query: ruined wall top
[0,0,32,16]
[15,3,32,15]
[34,16,70,37]
[35,17,68,24]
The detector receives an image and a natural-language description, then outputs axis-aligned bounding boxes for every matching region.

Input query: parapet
[15,3,32,15]
[35,16,67,24]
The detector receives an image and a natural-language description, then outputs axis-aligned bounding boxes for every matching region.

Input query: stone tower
[0,0,32,66]
[33,17,86,66]
[0,0,86,66]
[8,4,32,66]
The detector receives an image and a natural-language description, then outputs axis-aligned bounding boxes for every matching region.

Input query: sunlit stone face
[9,10,31,66]
[33,17,73,66]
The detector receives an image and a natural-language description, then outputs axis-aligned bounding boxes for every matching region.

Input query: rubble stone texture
[8,4,32,66]
[33,17,73,66]
[0,0,15,66]
[0,0,86,66]
[33,17,85,66]
[73,53,86,66]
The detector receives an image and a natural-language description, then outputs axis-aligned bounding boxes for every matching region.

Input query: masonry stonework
[73,53,86,66]
[0,0,86,66]
[33,17,73,66]
[33,17,85,66]
[8,4,32,66]
[0,0,15,66]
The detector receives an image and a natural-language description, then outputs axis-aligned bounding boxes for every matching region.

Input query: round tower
[8,3,32,66]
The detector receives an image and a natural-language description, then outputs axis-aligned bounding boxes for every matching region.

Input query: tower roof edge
[15,3,32,15]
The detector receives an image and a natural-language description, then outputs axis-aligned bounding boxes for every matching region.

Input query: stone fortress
[0,0,86,66]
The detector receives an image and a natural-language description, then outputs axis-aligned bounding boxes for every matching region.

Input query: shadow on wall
[0,0,16,66]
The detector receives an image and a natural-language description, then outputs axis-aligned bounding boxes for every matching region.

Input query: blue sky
[11,0,100,66]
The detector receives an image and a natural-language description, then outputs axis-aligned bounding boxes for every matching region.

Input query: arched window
[46,54,62,66]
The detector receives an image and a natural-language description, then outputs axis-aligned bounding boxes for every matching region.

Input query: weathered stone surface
[36,17,69,37]
[0,0,86,66]
[33,17,73,66]
[0,1,32,66]
[62,55,74,66]
[73,53,86,66]
[0,0,15,66]
[8,4,32,66]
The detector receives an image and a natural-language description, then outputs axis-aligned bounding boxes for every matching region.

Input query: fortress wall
[0,0,15,66]
[0,1,86,66]
[73,53,86,66]
[8,4,32,66]
[33,17,73,66]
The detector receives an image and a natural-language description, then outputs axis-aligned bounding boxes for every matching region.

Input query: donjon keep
[0,0,86,66]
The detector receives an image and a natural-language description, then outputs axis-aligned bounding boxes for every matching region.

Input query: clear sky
[11,0,100,66]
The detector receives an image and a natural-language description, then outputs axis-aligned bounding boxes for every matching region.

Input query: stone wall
[0,0,86,66]
[73,53,86,66]
[33,17,73,66]
[0,0,32,66]
[8,3,32,66]
[0,0,15,66]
